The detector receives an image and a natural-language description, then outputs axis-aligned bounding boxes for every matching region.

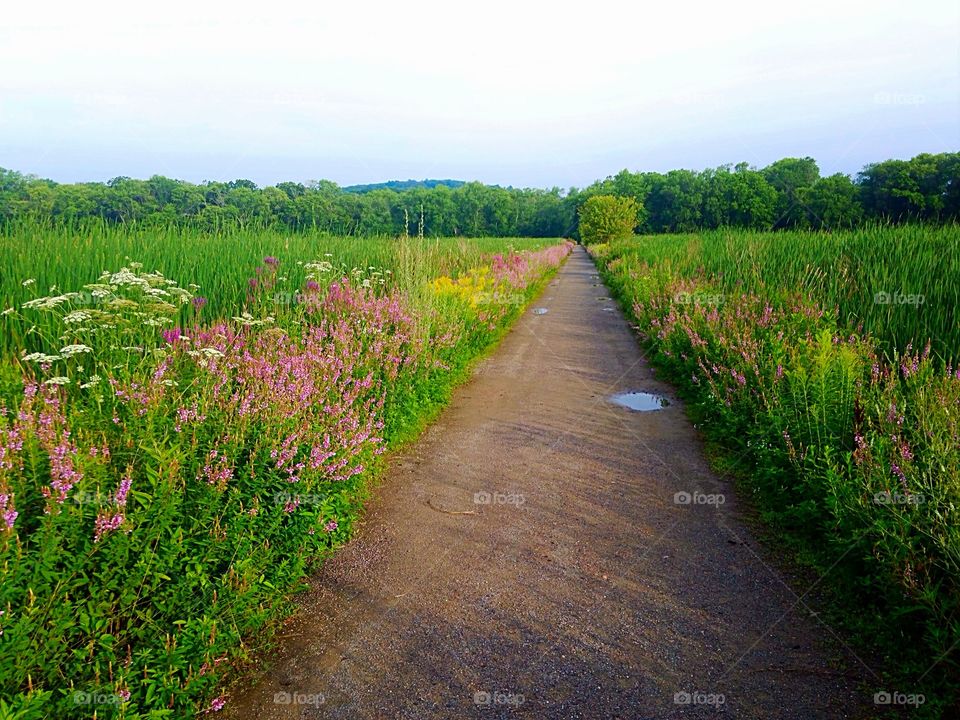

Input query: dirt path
[224,246,870,719]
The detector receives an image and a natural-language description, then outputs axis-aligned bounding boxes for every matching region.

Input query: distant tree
[941,153,960,220]
[703,165,777,229]
[762,157,820,228]
[275,181,306,200]
[146,175,178,205]
[356,189,395,235]
[227,178,258,191]
[609,170,650,229]
[646,170,703,232]
[857,159,922,221]
[0,167,28,193]
[578,195,640,244]
[802,174,863,229]
[0,152,955,235]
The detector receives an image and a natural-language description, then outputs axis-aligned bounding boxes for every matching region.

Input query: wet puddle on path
[609,391,670,411]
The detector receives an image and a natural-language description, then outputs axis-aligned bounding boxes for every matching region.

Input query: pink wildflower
[0,493,17,530]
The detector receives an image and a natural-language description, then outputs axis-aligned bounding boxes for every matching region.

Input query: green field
[0,221,555,357]
[0,222,571,718]
[592,225,960,716]
[594,225,960,361]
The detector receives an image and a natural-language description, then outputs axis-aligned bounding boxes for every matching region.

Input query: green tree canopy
[578,195,640,244]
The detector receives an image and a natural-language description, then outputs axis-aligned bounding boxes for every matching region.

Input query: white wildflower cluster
[22,295,72,310]
[108,269,145,287]
[167,287,192,305]
[21,266,192,335]
[84,285,114,299]
[95,266,193,308]
[232,313,275,327]
[59,344,93,357]
[349,265,387,288]
[16,263,200,382]
[304,260,335,279]
[187,347,225,359]
[22,352,62,363]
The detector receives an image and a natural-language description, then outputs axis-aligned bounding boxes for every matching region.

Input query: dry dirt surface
[223,246,873,719]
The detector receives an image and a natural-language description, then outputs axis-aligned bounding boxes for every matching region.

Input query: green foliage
[762,156,820,228]
[0,229,571,717]
[0,223,555,357]
[577,195,640,244]
[801,173,863,229]
[593,225,960,362]
[857,153,960,222]
[593,229,960,717]
[2,150,957,240]
[576,151,959,234]
[343,179,465,193]
[0,173,574,239]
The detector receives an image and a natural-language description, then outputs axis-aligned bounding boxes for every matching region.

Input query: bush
[577,195,640,244]
[591,234,960,718]
[0,241,573,718]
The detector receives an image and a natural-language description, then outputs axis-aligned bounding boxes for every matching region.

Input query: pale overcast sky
[1,0,957,188]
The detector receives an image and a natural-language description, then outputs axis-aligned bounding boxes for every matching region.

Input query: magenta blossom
[162,327,182,346]
[0,493,17,530]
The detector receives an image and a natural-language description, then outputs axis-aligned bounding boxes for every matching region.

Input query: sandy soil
[222,246,872,719]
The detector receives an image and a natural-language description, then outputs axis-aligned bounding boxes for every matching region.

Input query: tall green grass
[0,220,555,356]
[594,225,960,717]
[613,225,960,360]
[0,221,572,718]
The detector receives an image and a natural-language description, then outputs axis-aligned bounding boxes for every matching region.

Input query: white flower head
[22,352,62,363]
[60,344,93,357]
[187,347,225,359]
[63,310,92,324]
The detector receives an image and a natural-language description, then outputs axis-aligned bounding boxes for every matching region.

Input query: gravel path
[223,246,872,719]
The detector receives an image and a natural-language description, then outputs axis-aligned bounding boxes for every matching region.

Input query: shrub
[577,195,640,245]
[592,232,960,718]
[0,240,573,718]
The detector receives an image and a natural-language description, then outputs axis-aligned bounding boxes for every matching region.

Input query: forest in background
[1,151,957,237]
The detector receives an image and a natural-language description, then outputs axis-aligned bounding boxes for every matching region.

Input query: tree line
[0,151,956,237]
